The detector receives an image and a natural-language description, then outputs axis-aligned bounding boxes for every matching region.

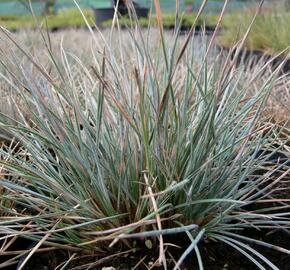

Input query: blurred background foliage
[0,1,289,54]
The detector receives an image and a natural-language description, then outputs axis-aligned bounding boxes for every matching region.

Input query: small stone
[223,264,229,270]
[145,239,153,249]
[102,267,116,270]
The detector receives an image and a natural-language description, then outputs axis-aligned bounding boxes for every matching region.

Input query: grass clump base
[0,5,290,270]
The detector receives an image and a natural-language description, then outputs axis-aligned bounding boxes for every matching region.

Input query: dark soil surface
[2,228,289,270]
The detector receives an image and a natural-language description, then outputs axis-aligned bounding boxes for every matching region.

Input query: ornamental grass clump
[0,1,289,269]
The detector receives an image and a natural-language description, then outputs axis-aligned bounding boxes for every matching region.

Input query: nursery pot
[93,7,149,26]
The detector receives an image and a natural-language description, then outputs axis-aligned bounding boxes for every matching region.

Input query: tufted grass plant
[0,1,289,269]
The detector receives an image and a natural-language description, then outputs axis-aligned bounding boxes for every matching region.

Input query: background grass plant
[0,2,289,269]
[0,8,94,31]
[219,9,290,55]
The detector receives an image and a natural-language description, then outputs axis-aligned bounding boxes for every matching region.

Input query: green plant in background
[219,9,290,55]
[0,2,289,270]
[0,8,94,31]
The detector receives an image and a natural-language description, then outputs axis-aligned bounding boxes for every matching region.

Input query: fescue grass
[0,2,289,269]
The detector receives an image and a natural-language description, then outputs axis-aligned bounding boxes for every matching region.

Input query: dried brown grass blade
[144,173,166,267]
